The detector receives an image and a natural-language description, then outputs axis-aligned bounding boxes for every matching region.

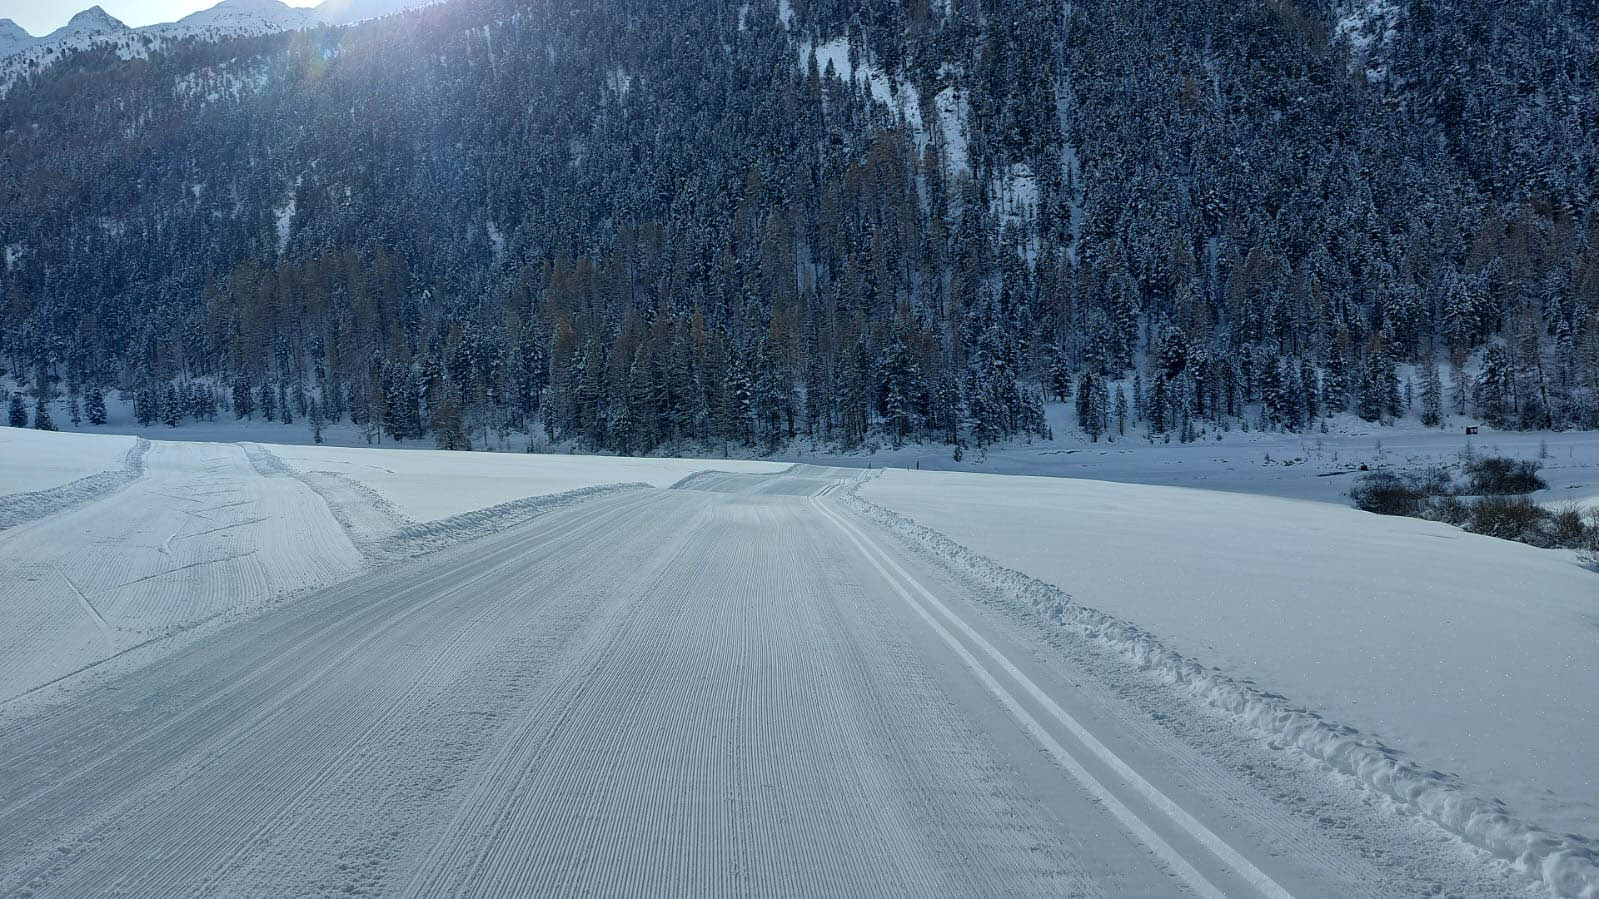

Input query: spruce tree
[260,384,277,422]
[233,379,254,420]
[8,392,27,428]
[161,384,182,427]
[134,387,158,427]
[85,387,107,425]
[1474,346,1513,426]
[1420,360,1444,427]
[32,397,56,431]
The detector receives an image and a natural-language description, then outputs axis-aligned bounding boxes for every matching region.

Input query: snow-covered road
[0,465,1533,897]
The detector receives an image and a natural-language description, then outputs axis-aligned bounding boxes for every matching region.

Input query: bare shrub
[1463,456,1546,495]
[1350,472,1425,516]
[1426,494,1471,526]
[1468,496,1547,544]
[1549,503,1588,549]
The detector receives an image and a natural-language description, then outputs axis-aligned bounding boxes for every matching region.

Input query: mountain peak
[169,0,315,31]
[66,6,127,31]
[0,19,31,55]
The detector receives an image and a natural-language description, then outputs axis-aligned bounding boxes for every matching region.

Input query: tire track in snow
[0,491,658,817]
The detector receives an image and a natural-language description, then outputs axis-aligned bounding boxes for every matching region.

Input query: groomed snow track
[0,463,1555,897]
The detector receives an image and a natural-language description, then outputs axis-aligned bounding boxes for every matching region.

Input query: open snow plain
[0,429,1593,897]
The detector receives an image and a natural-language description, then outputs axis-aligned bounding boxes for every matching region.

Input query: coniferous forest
[3,0,1598,452]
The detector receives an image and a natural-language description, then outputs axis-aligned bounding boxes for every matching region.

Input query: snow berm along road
[0,453,1563,896]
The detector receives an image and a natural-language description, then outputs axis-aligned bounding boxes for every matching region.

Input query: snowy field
[783,405,1599,510]
[271,443,784,522]
[42,386,1599,511]
[860,470,1599,841]
[0,426,1594,897]
[0,426,135,495]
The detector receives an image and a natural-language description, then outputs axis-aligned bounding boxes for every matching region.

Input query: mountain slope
[1,0,1596,456]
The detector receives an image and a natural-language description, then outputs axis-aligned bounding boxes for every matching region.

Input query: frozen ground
[0,428,1593,896]
[0,456,1555,898]
[0,430,779,701]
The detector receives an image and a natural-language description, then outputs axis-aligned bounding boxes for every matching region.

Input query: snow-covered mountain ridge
[0,0,434,91]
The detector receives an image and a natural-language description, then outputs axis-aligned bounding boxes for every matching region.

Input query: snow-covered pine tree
[161,383,182,427]
[1421,359,1444,427]
[260,383,277,422]
[85,387,107,425]
[1474,345,1514,427]
[232,379,254,420]
[32,397,56,431]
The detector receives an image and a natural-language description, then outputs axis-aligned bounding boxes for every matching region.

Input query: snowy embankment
[854,469,1599,896]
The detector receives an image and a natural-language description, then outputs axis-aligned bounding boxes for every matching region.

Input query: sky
[1,0,315,35]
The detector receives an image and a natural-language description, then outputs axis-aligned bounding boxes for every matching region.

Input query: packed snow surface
[0,452,1549,897]
[860,468,1599,841]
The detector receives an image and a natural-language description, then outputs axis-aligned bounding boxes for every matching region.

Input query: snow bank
[851,469,1599,896]
[271,442,785,522]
